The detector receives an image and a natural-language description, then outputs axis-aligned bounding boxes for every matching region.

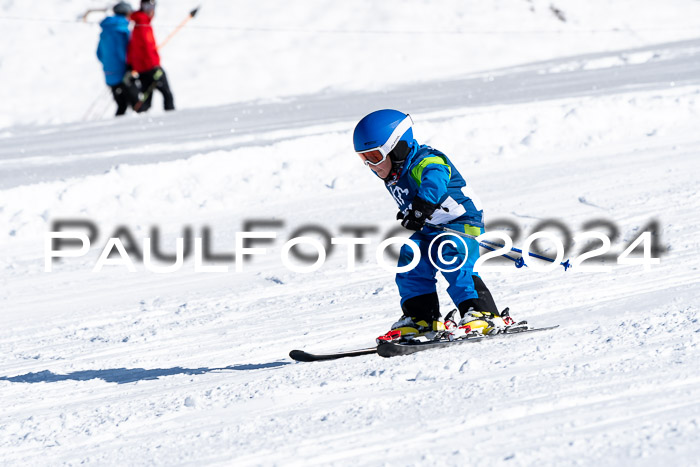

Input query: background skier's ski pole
[79,6,109,22]
[82,87,112,120]
[425,222,572,270]
[134,69,163,112]
[157,6,200,50]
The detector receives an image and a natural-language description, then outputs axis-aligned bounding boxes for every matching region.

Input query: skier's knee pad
[401,292,440,322]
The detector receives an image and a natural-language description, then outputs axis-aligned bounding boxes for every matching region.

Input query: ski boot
[377,293,445,344]
[376,316,446,344]
[457,307,526,336]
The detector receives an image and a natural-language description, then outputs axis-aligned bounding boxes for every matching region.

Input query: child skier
[96,2,139,116]
[352,109,515,342]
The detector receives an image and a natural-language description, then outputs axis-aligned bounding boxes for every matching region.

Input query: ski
[290,325,559,361]
[289,347,377,362]
[376,325,559,358]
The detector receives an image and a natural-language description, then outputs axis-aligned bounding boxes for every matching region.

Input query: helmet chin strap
[382,140,412,183]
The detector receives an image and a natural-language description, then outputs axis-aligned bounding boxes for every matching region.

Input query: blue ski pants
[396,224,484,307]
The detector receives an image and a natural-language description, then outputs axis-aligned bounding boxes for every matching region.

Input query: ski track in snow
[3,37,700,189]
[2,42,700,466]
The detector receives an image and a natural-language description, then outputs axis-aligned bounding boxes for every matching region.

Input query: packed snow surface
[3,0,700,127]
[2,1,700,466]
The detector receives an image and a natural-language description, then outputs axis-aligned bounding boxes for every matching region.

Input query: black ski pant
[137,67,175,112]
[402,275,500,322]
[110,81,139,116]
[457,275,499,317]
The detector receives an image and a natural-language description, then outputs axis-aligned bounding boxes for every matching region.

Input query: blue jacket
[386,143,484,229]
[97,16,130,86]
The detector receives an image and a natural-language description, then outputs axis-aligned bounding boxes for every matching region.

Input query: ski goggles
[356,114,413,167]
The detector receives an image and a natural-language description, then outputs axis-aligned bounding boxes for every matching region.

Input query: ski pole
[79,6,109,22]
[157,6,200,50]
[425,222,572,271]
[479,241,524,265]
[479,238,572,270]
[82,87,112,120]
[134,68,164,112]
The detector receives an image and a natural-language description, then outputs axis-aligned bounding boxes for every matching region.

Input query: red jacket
[127,11,160,73]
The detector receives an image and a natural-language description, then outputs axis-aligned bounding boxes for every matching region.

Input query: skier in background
[96,2,139,116]
[352,109,519,343]
[128,0,175,112]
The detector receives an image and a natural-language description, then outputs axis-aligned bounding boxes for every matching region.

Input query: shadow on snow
[0,361,290,385]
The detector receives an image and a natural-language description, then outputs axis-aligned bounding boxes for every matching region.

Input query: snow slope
[3,0,700,127]
[2,3,700,467]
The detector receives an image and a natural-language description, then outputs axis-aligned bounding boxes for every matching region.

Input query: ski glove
[397,196,438,231]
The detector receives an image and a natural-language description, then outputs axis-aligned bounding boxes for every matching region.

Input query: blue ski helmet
[353,109,414,156]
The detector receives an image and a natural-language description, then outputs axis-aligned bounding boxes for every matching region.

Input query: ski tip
[289,350,314,362]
